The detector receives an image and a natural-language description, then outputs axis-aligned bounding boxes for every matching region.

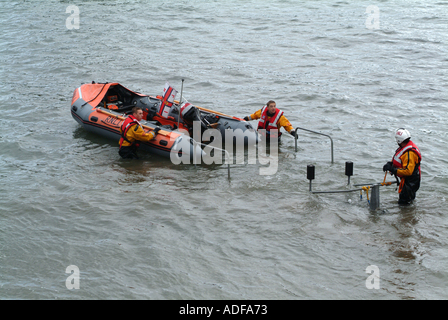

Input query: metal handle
[294,126,334,163]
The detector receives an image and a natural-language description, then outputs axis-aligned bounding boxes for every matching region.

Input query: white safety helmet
[395,128,411,144]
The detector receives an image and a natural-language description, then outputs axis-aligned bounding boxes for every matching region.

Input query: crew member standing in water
[244,100,295,142]
[383,128,422,204]
[119,107,160,159]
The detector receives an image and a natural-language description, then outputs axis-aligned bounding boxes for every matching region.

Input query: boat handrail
[293,126,334,163]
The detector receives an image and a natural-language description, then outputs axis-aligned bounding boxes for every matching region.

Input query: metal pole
[353,183,377,187]
[226,152,230,180]
[307,165,315,192]
[311,188,364,194]
[294,131,298,153]
[221,148,231,181]
[345,161,353,185]
[353,182,394,187]
[369,184,380,210]
[193,139,197,167]
[177,79,184,130]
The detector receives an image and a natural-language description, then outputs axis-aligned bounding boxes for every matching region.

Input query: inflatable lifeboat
[70,82,259,159]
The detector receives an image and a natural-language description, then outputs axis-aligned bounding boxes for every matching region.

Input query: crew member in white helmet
[383,128,422,204]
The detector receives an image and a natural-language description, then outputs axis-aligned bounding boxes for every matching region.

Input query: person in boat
[383,128,422,205]
[119,107,161,159]
[243,100,295,142]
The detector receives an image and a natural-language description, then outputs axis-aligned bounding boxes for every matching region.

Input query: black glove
[391,166,397,175]
[153,127,161,135]
[383,161,396,174]
[290,130,296,137]
[243,116,250,121]
[383,161,392,172]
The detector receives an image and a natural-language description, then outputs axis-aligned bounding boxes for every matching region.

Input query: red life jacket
[392,140,422,177]
[257,106,284,138]
[119,115,141,148]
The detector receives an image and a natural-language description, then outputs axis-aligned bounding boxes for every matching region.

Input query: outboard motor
[180,103,208,131]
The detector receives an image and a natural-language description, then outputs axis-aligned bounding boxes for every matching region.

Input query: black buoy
[345,161,353,185]
[307,165,315,191]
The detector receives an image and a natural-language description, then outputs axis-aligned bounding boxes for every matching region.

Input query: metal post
[311,188,363,194]
[370,184,380,210]
[222,149,231,181]
[193,139,197,167]
[307,164,315,192]
[345,161,353,185]
[177,79,184,130]
[294,131,298,153]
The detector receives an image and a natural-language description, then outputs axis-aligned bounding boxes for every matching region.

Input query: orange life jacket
[257,106,284,138]
[119,115,141,148]
[392,140,421,175]
[392,140,421,193]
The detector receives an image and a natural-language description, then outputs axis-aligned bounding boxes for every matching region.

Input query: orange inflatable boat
[70,82,259,159]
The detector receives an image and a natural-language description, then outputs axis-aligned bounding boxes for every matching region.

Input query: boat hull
[70,88,203,160]
[70,82,258,160]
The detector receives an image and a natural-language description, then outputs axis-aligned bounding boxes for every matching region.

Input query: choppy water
[0,0,447,300]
